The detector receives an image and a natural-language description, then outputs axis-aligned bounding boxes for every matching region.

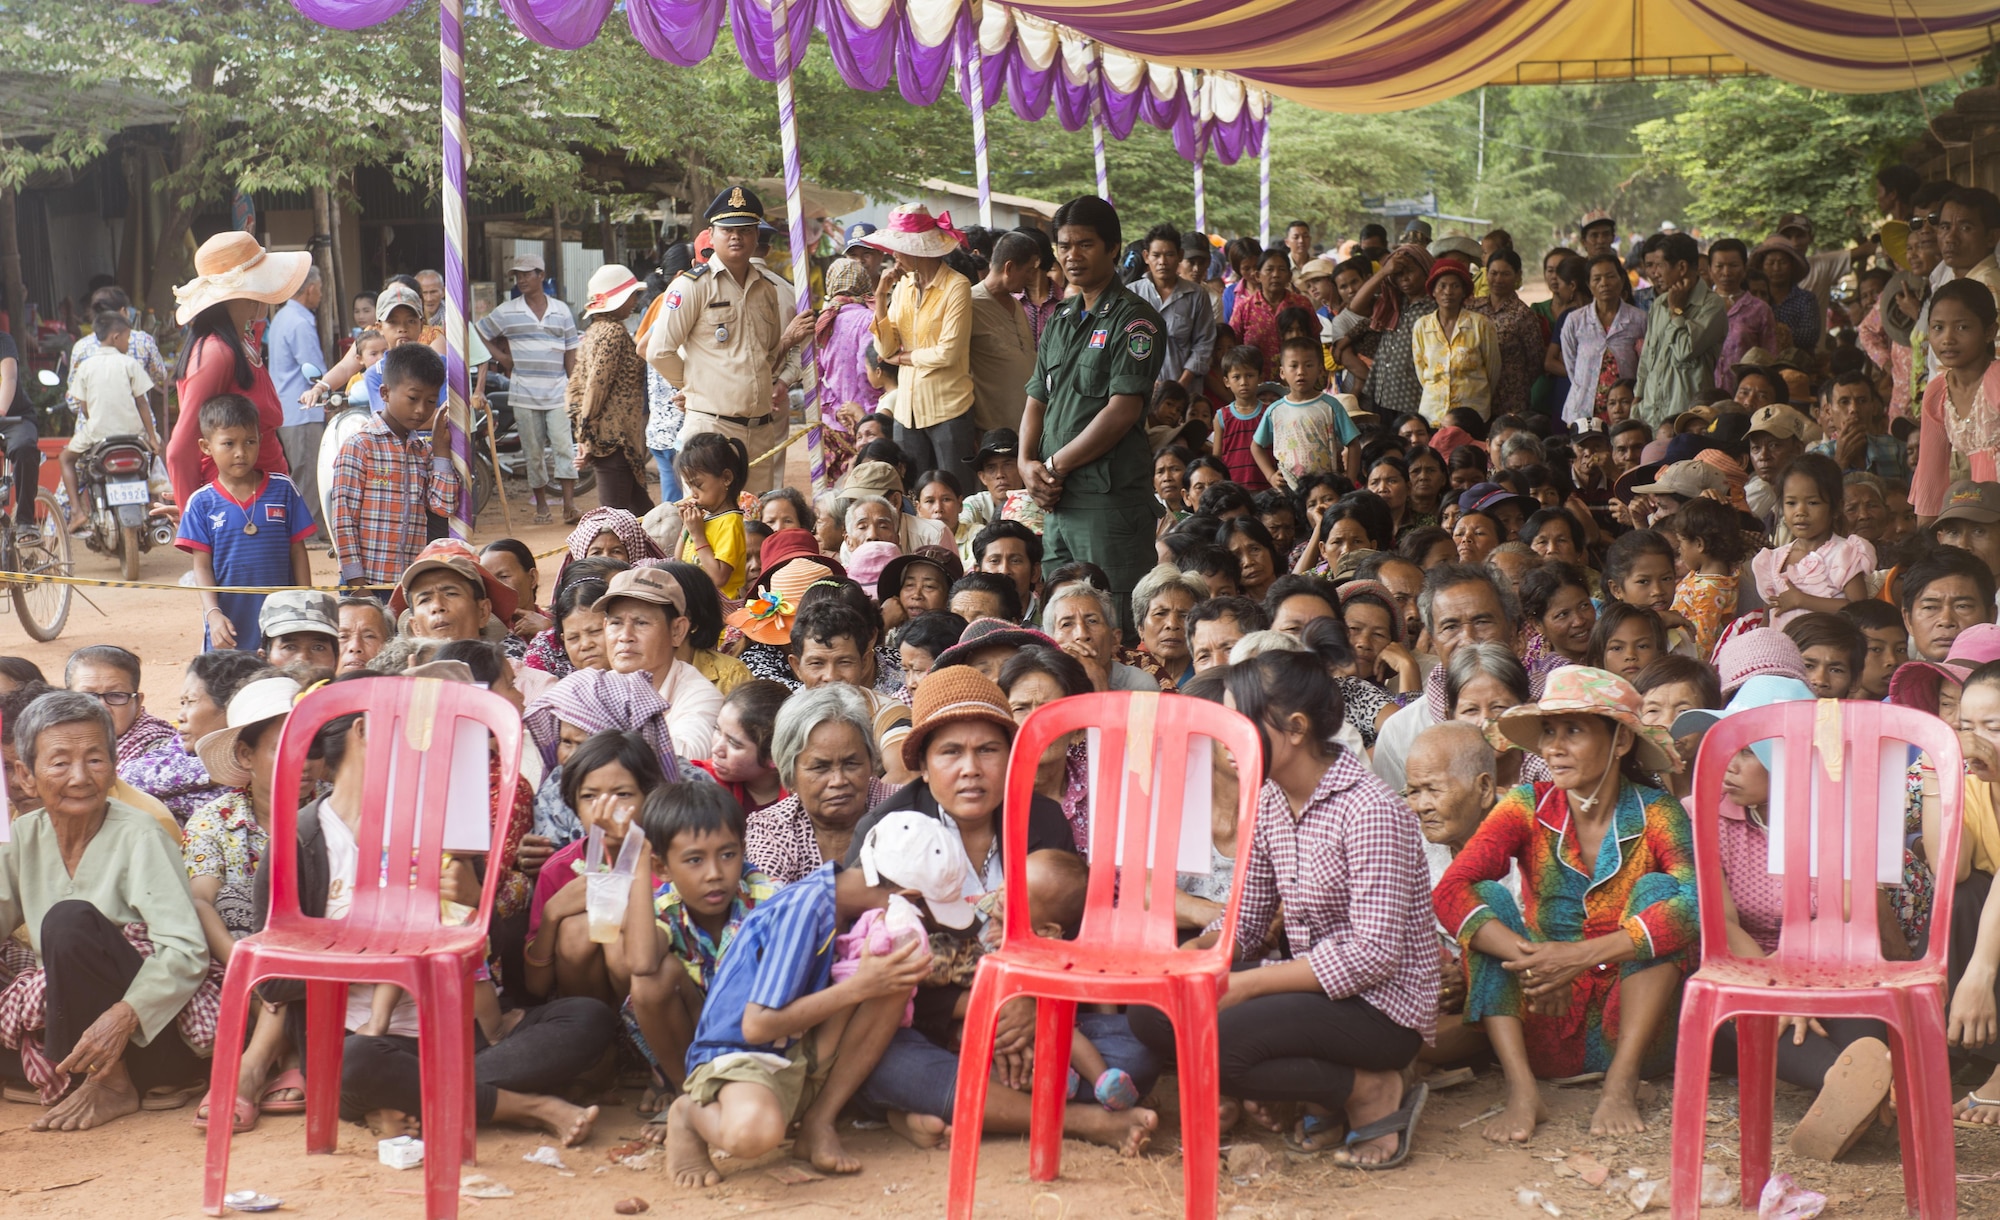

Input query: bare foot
[1217,1096,1242,1133]
[32,1068,139,1132]
[1590,1076,1647,1137]
[1484,1081,1547,1144]
[520,1095,598,1146]
[887,1110,950,1150]
[792,1116,860,1174]
[1073,1105,1158,1157]
[640,1115,669,1147]
[366,1108,421,1138]
[1241,1099,1288,1133]
[666,1095,721,1189]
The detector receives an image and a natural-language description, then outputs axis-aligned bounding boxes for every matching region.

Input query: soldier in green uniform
[1020,196,1166,630]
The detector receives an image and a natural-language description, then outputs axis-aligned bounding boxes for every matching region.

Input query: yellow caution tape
[2,427,819,597]
[0,570,394,595]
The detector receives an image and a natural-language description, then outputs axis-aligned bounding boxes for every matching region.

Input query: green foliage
[1636,79,1957,243]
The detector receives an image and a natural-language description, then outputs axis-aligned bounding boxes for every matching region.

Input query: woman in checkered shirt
[1128,650,1440,1169]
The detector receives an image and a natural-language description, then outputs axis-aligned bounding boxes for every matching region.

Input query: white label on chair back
[1763,737,1904,886]
[441,720,494,853]
[1091,727,1215,874]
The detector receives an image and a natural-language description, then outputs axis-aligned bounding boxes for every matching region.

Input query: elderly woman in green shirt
[0,690,210,1132]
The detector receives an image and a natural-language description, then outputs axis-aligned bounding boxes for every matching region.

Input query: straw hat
[583,263,642,317]
[174,231,313,326]
[863,205,966,260]
[196,676,303,788]
[1489,665,1680,774]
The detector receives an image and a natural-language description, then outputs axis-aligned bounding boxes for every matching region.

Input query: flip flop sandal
[1330,1081,1429,1171]
[1789,1037,1890,1160]
[532,510,554,525]
[1955,1088,2000,1129]
[193,1092,260,1134]
[1548,1071,1607,1087]
[259,1068,309,1115]
[3,1082,40,1105]
[141,1081,205,1111]
[1280,1110,1347,1159]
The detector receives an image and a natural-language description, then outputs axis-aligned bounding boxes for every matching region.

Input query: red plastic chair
[946,691,1264,1220]
[1671,700,1962,1219]
[202,677,523,1220]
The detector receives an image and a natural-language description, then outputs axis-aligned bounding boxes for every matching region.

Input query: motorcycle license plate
[105,479,148,506]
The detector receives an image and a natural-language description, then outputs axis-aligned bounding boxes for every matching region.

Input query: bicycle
[0,472,73,641]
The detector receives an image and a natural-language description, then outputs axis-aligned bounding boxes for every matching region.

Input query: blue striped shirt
[685,861,838,1074]
[475,296,578,410]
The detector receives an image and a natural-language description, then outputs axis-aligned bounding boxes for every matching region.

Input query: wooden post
[0,186,30,350]
[311,183,338,352]
[544,201,563,295]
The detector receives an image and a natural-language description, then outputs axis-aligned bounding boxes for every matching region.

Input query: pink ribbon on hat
[586,275,639,313]
[887,207,966,247]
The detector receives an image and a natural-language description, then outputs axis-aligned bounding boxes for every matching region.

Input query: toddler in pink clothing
[1751,455,1874,628]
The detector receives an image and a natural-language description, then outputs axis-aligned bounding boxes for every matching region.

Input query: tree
[1636,79,1959,242]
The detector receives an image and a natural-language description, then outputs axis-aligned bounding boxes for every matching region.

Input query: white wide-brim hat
[175,231,313,326]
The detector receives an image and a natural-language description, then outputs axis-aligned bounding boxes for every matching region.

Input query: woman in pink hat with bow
[866,205,976,490]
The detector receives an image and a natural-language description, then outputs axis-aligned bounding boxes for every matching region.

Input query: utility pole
[1474,87,1487,215]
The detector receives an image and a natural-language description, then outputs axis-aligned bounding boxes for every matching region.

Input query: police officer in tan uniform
[645,185,814,495]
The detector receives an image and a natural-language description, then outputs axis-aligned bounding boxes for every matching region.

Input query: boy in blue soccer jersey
[176,393,316,651]
[662,813,964,1186]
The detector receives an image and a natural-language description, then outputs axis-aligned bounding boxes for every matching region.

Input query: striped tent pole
[1258,104,1272,247]
[1192,73,1209,234]
[440,0,472,535]
[771,0,824,495]
[1090,61,1109,203]
[967,19,991,227]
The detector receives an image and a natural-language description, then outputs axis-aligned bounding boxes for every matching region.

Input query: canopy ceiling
[1010,0,2000,113]
[137,0,2000,139]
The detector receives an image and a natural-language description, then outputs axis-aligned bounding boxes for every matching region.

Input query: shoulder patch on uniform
[682,264,711,281]
[665,289,682,309]
[1127,331,1154,360]
[1123,319,1157,335]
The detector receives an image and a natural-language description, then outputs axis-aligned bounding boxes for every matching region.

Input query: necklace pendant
[242,521,258,536]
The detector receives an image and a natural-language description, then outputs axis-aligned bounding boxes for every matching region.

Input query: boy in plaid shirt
[329,344,461,588]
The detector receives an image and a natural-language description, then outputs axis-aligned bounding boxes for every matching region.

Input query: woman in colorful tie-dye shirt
[1434,666,1695,1147]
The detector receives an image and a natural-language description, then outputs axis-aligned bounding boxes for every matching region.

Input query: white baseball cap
[858,811,976,929]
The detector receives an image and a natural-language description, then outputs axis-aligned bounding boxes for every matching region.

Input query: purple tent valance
[136,0,1267,165]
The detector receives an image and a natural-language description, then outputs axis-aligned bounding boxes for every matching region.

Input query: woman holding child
[847,668,1163,1157]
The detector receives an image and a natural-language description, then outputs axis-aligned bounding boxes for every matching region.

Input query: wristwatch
[1044,452,1060,478]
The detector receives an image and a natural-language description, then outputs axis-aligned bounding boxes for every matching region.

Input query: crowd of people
[7,161,2000,1198]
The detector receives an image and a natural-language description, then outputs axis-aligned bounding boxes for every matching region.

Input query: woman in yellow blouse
[866,205,977,489]
[1411,257,1500,425]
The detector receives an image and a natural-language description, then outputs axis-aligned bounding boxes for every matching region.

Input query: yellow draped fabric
[1012,0,2000,113]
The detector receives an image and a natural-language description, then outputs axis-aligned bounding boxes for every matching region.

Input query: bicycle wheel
[12,489,72,641]
[472,453,495,520]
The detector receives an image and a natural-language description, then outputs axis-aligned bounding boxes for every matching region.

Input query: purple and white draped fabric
[188,0,1266,167]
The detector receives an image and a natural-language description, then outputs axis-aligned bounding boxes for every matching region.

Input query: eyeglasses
[1911,213,1941,231]
[83,691,137,707]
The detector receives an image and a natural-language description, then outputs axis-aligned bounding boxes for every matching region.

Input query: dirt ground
[2,1064,1996,1219]
[2,458,1991,1217]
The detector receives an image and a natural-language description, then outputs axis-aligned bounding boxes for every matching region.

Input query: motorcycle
[73,434,174,582]
[307,366,504,549]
